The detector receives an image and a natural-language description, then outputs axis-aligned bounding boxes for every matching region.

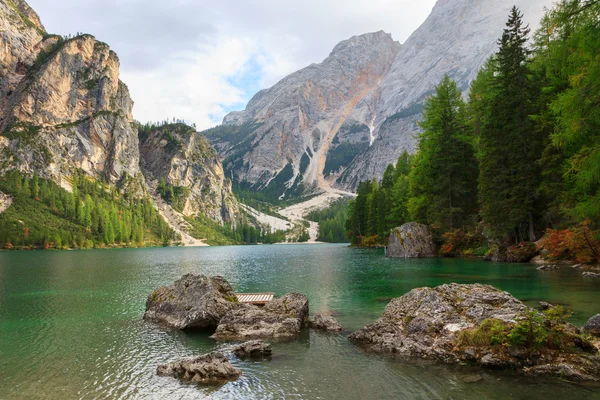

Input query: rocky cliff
[0,0,142,191]
[0,0,239,231]
[217,0,552,194]
[207,31,400,200]
[139,123,238,225]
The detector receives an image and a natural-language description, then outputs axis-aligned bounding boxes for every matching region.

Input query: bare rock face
[212,293,309,340]
[0,28,143,190]
[207,31,400,199]
[232,340,272,359]
[584,314,600,337]
[309,314,343,332]
[387,222,437,258]
[0,0,45,103]
[349,283,600,382]
[143,274,237,330]
[139,123,239,225]
[157,352,241,385]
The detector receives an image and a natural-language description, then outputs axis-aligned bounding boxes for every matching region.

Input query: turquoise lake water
[0,244,599,399]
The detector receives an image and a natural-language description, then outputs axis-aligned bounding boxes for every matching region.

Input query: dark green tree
[476,7,544,242]
[408,75,478,231]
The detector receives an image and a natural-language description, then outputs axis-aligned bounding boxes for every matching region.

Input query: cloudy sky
[28,0,437,130]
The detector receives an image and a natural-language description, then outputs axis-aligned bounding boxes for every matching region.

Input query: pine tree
[408,75,478,231]
[476,7,544,242]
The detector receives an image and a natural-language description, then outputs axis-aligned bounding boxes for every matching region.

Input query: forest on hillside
[345,0,600,263]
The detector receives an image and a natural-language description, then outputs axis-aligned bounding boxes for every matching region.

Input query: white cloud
[26,0,438,130]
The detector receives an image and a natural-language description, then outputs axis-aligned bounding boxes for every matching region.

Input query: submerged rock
[212,293,309,340]
[537,265,559,271]
[157,352,241,384]
[583,272,600,279]
[308,314,343,332]
[232,340,272,359]
[387,222,437,258]
[143,274,237,329]
[584,314,600,337]
[348,283,600,382]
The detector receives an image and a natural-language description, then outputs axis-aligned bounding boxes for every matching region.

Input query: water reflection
[0,245,598,399]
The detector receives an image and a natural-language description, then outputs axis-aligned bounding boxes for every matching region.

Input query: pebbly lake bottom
[0,244,599,399]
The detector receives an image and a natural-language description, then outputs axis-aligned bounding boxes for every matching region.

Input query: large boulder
[212,293,309,340]
[143,274,237,329]
[157,352,241,384]
[308,314,343,332]
[584,314,600,337]
[387,222,437,258]
[349,283,600,382]
[349,284,525,361]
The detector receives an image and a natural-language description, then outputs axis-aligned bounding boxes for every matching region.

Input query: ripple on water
[1,245,600,399]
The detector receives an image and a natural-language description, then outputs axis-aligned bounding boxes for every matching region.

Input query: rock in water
[232,340,272,359]
[143,274,237,329]
[584,314,600,337]
[212,293,309,340]
[349,283,525,360]
[309,314,343,332]
[349,283,600,382]
[583,272,600,279]
[157,352,241,385]
[386,222,437,258]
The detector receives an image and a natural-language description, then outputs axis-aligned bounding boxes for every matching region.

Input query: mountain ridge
[215,0,553,194]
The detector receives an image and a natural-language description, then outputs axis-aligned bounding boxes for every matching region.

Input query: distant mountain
[210,0,552,196]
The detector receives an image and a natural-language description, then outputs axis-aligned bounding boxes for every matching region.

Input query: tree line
[0,170,175,249]
[346,1,600,262]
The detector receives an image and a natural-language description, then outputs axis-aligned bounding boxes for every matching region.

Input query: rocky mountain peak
[329,30,398,58]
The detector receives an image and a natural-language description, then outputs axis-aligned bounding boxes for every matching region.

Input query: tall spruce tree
[407,75,478,231]
[476,7,543,242]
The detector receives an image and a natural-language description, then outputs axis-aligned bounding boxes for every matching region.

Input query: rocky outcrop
[349,284,526,359]
[386,222,437,258]
[212,293,309,340]
[143,274,237,330]
[139,123,238,225]
[157,352,241,385]
[584,315,600,337]
[308,314,343,332]
[232,340,272,359]
[0,30,143,190]
[349,283,600,382]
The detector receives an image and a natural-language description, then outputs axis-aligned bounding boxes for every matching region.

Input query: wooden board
[235,292,275,305]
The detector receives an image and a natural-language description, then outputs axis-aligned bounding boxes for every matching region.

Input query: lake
[1,244,599,399]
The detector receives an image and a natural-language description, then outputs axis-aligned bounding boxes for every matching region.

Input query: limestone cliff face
[218,0,552,194]
[139,124,239,224]
[208,31,400,199]
[0,0,45,109]
[0,26,142,189]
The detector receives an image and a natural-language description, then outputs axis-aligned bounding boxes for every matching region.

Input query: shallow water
[0,244,599,399]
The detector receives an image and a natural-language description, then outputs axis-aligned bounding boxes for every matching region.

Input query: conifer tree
[476,7,543,242]
[408,75,478,231]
